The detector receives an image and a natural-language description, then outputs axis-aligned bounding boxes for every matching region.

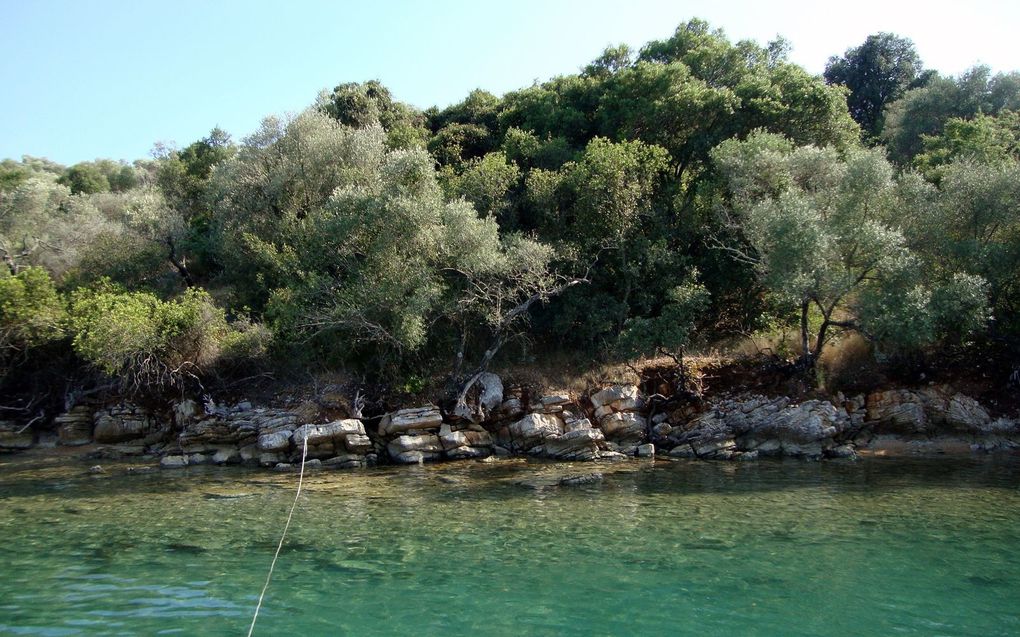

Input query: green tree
[824,33,926,138]
[444,151,521,220]
[712,132,987,368]
[914,111,1020,178]
[59,163,110,195]
[882,66,1020,164]
[0,178,113,276]
[0,267,65,377]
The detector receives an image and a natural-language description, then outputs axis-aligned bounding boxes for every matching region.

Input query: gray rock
[387,434,442,458]
[445,445,492,460]
[55,407,95,446]
[499,398,524,419]
[827,444,857,459]
[439,425,492,450]
[174,399,202,425]
[636,443,655,458]
[866,390,927,434]
[599,412,647,442]
[559,473,603,486]
[258,430,292,452]
[212,447,242,464]
[343,433,373,454]
[478,372,504,414]
[508,413,564,450]
[390,450,441,464]
[543,428,605,460]
[668,445,697,458]
[379,406,443,436]
[259,452,286,467]
[652,422,673,438]
[160,455,188,468]
[93,412,150,444]
[590,385,639,409]
[294,419,365,446]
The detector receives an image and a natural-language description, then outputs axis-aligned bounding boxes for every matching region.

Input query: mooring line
[246,432,309,637]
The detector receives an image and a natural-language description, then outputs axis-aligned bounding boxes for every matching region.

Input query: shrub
[68,284,232,395]
[0,267,66,377]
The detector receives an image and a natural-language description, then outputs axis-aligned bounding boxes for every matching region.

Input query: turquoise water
[1,453,1019,636]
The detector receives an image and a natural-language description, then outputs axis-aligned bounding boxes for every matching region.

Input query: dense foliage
[2,19,1019,406]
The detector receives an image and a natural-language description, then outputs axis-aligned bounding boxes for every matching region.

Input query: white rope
[246,433,309,637]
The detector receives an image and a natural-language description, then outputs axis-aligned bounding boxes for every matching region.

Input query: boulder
[174,399,202,425]
[559,473,603,486]
[542,428,605,460]
[258,430,292,452]
[343,433,373,454]
[387,434,442,458]
[499,398,525,419]
[445,446,492,460]
[591,385,639,410]
[379,407,443,436]
[942,393,992,433]
[866,390,927,434]
[477,373,504,414]
[508,413,564,449]
[599,412,647,442]
[323,454,366,469]
[160,455,188,468]
[294,420,365,446]
[212,447,242,464]
[439,425,492,450]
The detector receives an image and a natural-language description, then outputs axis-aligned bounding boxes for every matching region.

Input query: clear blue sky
[2,0,1018,165]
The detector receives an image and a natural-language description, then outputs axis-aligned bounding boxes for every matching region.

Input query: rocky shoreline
[1,379,1018,469]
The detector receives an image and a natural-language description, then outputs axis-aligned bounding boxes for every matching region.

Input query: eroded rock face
[864,387,1002,436]
[93,405,154,444]
[667,396,849,460]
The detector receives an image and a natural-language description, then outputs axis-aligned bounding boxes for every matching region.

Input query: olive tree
[712,131,988,368]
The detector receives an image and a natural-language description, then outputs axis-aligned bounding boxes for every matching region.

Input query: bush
[68,284,234,395]
[0,267,66,377]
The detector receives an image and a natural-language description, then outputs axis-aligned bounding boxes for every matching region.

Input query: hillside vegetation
[2,20,1019,417]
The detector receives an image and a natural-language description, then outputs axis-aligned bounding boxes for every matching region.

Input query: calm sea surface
[1,452,1019,636]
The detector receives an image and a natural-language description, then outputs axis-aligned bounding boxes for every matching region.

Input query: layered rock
[378,405,493,463]
[55,406,95,446]
[0,421,34,451]
[590,385,648,454]
[502,407,619,461]
[92,404,160,452]
[666,396,849,460]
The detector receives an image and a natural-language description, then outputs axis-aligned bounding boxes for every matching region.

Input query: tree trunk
[799,300,812,369]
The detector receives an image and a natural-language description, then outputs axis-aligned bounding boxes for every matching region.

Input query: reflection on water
[1,453,1019,636]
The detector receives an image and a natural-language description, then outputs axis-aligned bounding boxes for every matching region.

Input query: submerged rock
[559,473,603,486]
